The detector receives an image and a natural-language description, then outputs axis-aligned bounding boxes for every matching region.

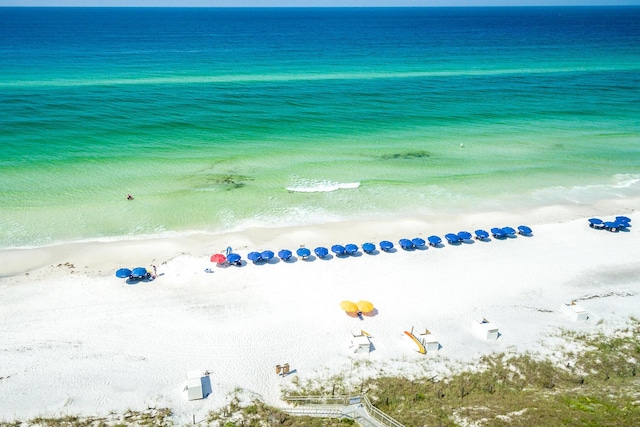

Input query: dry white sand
[1,200,639,423]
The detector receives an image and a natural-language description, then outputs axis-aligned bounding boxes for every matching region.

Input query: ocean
[1,6,639,248]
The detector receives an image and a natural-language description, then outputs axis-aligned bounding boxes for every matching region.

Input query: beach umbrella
[296,247,311,258]
[399,238,413,250]
[261,250,275,261]
[331,244,346,256]
[340,300,358,313]
[247,251,262,263]
[604,221,619,231]
[362,242,375,253]
[411,237,426,247]
[474,229,489,240]
[356,300,374,314]
[345,244,359,254]
[210,253,226,264]
[427,235,442,246]
[457,231,472,241]
[227,253,241,265]
[131,267,147,277]
[491,228,505,238]
[517,225,533,235]
[115,268,131,278]
[615,216,631,227]
[314,246,329,258]
[278,249,292,261]
[445,233,460,244]
[379,240,394,251]
[502,226,516,235]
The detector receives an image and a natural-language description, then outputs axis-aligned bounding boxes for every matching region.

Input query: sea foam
[285,180,361,193]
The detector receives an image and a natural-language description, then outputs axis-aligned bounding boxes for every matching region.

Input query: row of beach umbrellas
[587,216,631,231]
[208,225,533,267]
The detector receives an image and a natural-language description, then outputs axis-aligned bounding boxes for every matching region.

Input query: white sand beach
[1,200,639,423]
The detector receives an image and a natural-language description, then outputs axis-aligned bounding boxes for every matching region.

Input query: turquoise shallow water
[1,7,639,248]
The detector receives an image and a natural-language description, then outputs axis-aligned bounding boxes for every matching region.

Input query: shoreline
[1,200,639,422]
[2,197,638,277]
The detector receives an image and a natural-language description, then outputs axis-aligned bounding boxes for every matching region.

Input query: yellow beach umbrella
[356,300,374,314]
[340,300,358,313]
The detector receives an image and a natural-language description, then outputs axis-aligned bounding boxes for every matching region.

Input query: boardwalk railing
[283,394,405,427]
[360,395,405,427]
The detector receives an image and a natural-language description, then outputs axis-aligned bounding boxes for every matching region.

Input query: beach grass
[3,320,638,427]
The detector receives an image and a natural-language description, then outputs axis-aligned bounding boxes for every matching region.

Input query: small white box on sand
[561,302,589,321]
[186,376,204,400]
[420,333,440,352]
[351,335,371,353]
[472,318,499,340]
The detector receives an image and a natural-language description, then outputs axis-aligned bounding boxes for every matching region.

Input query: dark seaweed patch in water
[380,151,431,160]
[202,174,252,190]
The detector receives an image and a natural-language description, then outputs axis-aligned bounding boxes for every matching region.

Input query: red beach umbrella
[210,253,226,264]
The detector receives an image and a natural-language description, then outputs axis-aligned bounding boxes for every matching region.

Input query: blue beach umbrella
[457,231,472,241]
[362,242,376,253]
[247,251,262,263]
[427,235,442,246]
[278,249,292,261]
[616,216,631,224]
[314,246,329,258]
[261,250,275,261]
[115,268,131,278]
[588,218,604,229]
[331,244,346,256]
[379,240,394,251]
[131,267,147,277]
[345,244,359,255]
[399,238,414,250]
[502,226,516,236]
[517,225,533,235]
[475,229,489,240]
[491,228,506,238]
[227,253,242,265]
[444,233,460,244]
[296,247,311,258]
[604,221,620,231]
[411,237,426,247]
